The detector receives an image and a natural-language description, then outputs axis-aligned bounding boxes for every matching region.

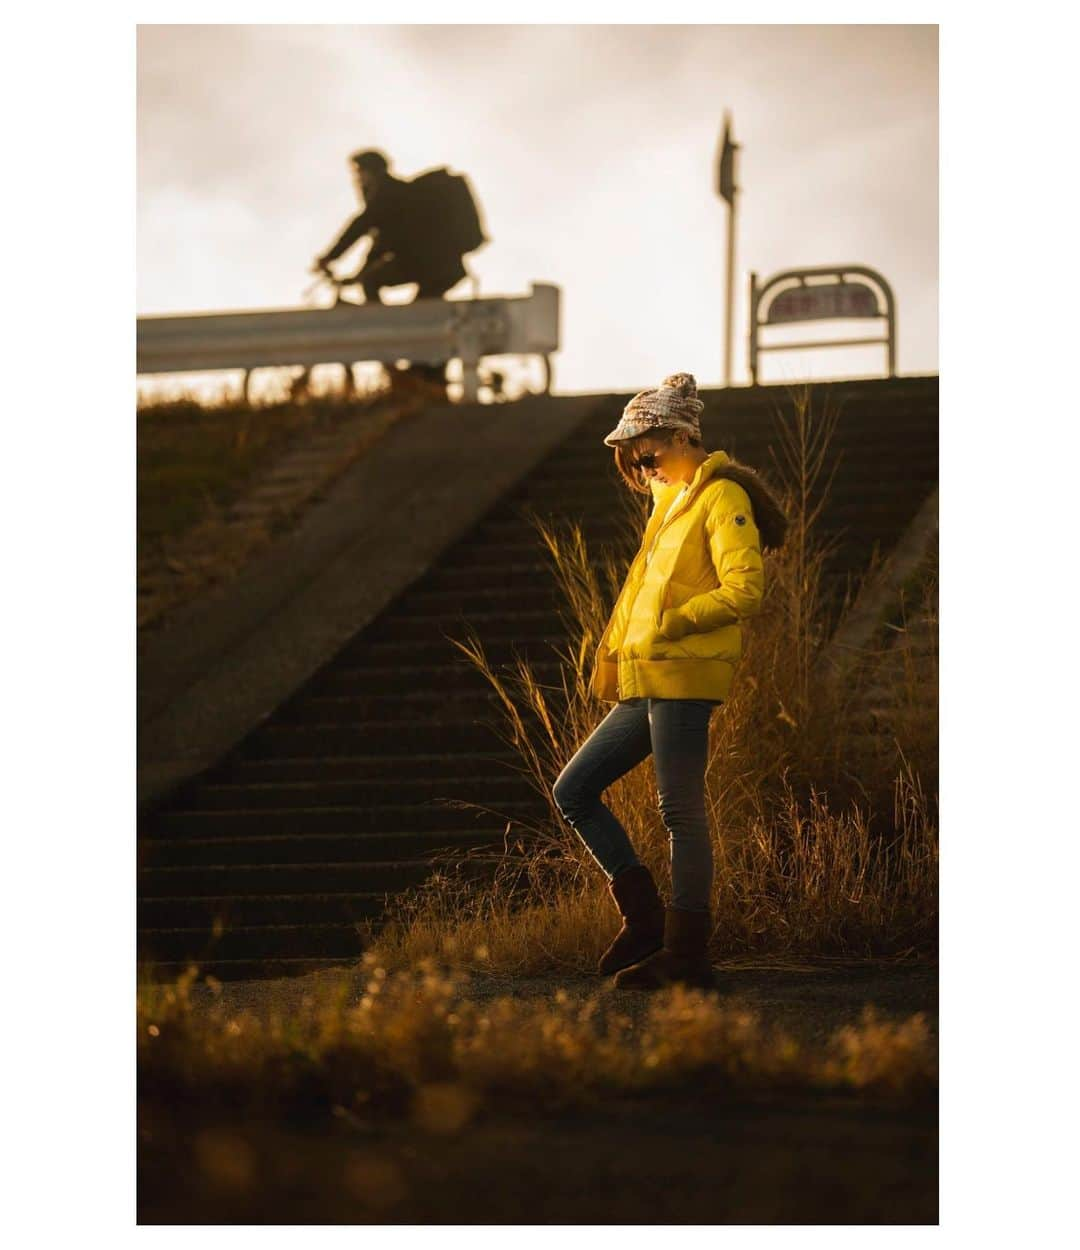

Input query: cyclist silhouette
[313,149,486,397]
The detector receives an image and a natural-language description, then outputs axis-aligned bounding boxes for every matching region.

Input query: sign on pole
[766,282,880,325]
[717,114,737,206]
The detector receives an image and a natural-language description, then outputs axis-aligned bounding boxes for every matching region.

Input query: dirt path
[185,959,937,1046]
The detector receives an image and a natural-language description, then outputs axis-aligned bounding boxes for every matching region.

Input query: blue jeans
[551,697,721,912]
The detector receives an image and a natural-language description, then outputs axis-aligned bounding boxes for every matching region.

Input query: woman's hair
[613,427,703,495]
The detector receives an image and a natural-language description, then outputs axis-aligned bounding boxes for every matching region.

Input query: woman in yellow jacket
[552,373,787,991]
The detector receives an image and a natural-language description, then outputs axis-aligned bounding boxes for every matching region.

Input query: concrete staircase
[137,375,938,980]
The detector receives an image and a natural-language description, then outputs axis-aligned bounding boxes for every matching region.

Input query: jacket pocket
[654,583,674,632]
[645,613,743,663]
[667,624,742,663]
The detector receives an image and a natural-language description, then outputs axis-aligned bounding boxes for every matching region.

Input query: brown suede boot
[597,864,665,975]
[613,906,716,990]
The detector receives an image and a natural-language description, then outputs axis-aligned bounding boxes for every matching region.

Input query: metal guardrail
[137,282,561,403]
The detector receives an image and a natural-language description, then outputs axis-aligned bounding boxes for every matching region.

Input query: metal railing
[137,282,561,403]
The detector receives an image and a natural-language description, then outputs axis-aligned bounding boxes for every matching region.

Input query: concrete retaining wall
[138,394,602,809]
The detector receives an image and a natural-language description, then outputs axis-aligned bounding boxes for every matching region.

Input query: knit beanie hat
[602,372,705,447]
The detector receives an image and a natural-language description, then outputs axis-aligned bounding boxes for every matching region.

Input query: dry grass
[138,959,936,1119]
[138,381,386,548]
[370,384,938,972]
[137,378,401,628]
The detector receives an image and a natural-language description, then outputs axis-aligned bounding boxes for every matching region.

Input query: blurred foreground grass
[139,958,936,1121]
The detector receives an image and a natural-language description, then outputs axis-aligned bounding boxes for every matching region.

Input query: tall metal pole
[716,113,740,387]
[724,178,738,387]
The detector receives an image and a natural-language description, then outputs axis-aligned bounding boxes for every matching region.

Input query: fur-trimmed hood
[651,451,789,551]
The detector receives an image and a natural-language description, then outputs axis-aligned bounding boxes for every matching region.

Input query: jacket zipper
[643,476,708,618]
[650,473,707,542]
[644,484,692,566]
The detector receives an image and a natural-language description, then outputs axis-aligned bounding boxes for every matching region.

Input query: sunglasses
[630,448,670,472]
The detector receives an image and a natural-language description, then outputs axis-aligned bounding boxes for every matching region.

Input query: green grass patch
[138,398,329,549]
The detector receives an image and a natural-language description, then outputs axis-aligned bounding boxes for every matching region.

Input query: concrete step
[325,635,581,669]
[423,560,561,592]
[434,540,602,570]
[184,774,536,810]
[506,482,625,509]
[138,827,511,868]
[307,660,565,696]
[139,892,387,929]
[239,718,506,758]
[480,494,622,520]
[355,617,575,655]
[139,957,351,983]
[391,584,562,615]
[348,608,572,644]
[139,922,366,964]
[280,690,545,730]
[138,858,495,897]
[222,750,522,783]
[470,517,624,545]
[148,797,545,838]
[275,691,539,727]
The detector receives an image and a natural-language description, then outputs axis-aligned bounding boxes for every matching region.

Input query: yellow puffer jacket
[589,449,765,703]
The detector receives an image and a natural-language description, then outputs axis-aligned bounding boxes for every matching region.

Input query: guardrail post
[454,312,481,403]
[458,355,479,402]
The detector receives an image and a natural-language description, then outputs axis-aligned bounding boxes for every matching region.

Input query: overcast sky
[136,24,937,393]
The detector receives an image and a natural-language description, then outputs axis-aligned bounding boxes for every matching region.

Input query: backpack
[407,167,489,258]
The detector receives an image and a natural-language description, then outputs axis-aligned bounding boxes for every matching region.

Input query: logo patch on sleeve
[734,514,747,525]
